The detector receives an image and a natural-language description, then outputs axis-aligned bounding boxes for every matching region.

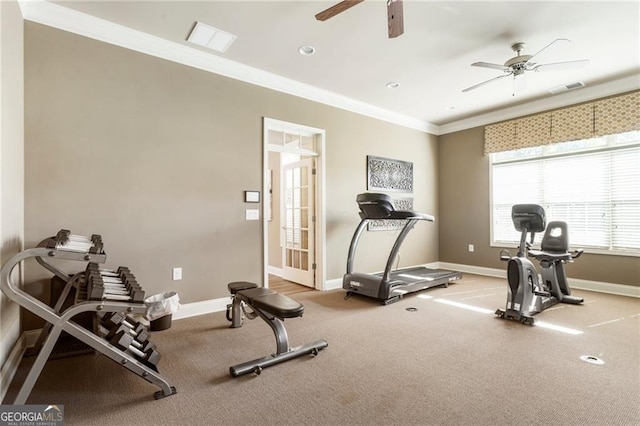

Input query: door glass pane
[293,209,301,234]
[301,208,308,228]
[269,130,284,146]
[293,168,301,187]
[300,135,315,151]
[286,208,293,231]
[300,166,308,186]
[294,188,301,208]
[301,230,308,250]
[285,171,293,199]
[293,229,301,248]
[285,133,299,148]
[293,250,300,269]
[301,252,308,270]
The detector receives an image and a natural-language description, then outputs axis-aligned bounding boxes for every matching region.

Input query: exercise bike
[495,204,584,325]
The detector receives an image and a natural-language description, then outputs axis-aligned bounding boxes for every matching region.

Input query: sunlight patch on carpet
[433,298,494,314]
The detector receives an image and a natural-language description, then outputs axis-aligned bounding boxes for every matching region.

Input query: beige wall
[0,0,25,389]
[438,127,639,287]
[23,23,438,330]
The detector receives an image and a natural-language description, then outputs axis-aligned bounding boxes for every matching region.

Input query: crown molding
[18,0,438,135]
[438,74,640,135]
[18,1,639,137]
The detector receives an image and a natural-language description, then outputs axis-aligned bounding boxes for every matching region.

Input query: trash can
[144,291,180,331]
[150,314,173,331]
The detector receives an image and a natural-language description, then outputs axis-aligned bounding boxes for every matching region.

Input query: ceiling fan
[315,0,404,39]
[462,38,589,93]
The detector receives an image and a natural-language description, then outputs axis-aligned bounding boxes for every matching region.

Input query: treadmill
[343,193,462,304]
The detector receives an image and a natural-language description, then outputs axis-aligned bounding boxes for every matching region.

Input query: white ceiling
[36,1,640,133]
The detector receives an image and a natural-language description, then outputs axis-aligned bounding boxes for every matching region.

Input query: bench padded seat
[252,293,304,319]
[237,287,274,302]
[228,281,258,294]
[237,287,304,319]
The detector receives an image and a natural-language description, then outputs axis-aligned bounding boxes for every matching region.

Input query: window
[491,131,640,254]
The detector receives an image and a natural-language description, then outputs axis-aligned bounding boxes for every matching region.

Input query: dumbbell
[109,329,161,368]
[85,266,145,302]
[102,311,146,331]
[87,272,138,301]
[99,266,145,302]
[47,230,103,253]
[103,312,150,343]
[109,328,156,353]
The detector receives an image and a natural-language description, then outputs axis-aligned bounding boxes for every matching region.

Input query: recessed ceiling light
[187,22,236,53]
[298,45,316,56]
[446,106,456,111]
[386,82,400,89]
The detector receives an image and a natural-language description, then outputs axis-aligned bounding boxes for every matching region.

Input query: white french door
[281,157,315,287]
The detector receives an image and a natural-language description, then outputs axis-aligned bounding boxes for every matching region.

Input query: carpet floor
[4,274,639,425]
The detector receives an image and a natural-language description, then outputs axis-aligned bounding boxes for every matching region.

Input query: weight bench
[226,281,328,377]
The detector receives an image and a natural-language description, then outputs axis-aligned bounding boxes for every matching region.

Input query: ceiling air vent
[548,81,585,94]
[187,22,236,53]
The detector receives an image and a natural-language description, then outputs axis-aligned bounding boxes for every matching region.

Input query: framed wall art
[367,155,413,193]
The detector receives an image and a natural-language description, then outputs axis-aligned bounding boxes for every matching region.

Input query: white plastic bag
[144,291,180,321]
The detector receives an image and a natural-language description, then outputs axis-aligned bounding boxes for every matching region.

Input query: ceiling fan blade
[528,38,570,63]
[462,73,512,93]
[533,59,590,72]
[315,0,364,21]
[387,0,404,38]
[471,62,510,71]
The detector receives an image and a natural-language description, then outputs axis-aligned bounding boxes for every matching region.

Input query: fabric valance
[484,90,640,155]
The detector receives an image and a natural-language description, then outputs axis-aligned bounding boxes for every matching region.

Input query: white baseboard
[1,334,26,402]
[438,262,639,298]
[324,277,343,291]
[326,262,638,299]
[267,266,283,277]
[438,262,507,279]
[564,278,640,298]
[172,296,232,320]
[0,330,40,402]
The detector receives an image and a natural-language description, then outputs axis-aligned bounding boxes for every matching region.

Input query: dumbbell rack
[0,231,176,404]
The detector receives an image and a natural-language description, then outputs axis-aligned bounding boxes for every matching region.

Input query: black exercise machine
[343,193,461,304]
[496,204,584,325]
[226,282,328,377]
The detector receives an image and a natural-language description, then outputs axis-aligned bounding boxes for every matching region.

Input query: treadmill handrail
[346,193,437,281]
[346,218,370,274]
[381,219,419,283]
[390,211,435,221]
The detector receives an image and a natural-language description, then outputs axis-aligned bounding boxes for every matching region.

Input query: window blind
[492,142,640,252]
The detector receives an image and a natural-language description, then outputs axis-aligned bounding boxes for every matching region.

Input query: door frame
[262,117,326,290]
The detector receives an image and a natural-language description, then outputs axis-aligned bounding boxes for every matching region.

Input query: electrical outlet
[172,267,182,281]
[468,244,475,253]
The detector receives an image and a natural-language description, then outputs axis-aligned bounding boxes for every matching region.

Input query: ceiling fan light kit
[463,38,590,94]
